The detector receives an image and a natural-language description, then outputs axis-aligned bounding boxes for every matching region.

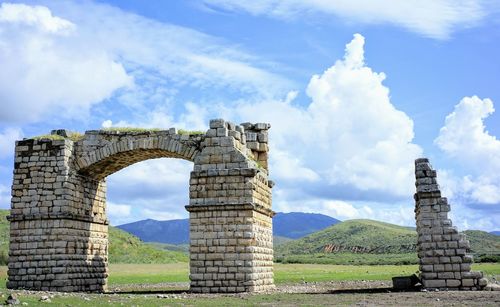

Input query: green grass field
[1,263,498,288]
[0,263,498,306]
[107,263,500,285]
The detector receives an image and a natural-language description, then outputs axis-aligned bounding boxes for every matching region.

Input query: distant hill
[0,210,9,264]
[463,230,500,255]
[275,219,500,264]
[273,235,294,246]
[117,212,340,244]
[108,227,187,263]
[273,212,340,239]
[0,209,187,264]
[276,219,417,256]
[491,231,500,236]
[117,218,189,244]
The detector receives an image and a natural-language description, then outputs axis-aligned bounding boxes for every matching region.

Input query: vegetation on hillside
[464,230,500,262]
[276,219,500,265]
[0,209,187,265]
[108,227,188,263]
[277,219,418,255]
[0,211,9,265]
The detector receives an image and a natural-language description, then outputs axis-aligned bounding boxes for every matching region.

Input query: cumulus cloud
[0,2,74,33]
[203,0,487,39]
[435,96,500,205]
[227,34,422,198]
[0,3,133,123]
[0,127,23,158]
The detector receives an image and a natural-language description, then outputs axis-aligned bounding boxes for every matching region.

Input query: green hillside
[108,227,187,263]
[464,230,500,262]
[277,219,417,256]
[0,210,9,264]
[0,209,187,264]
[276,219,500,265]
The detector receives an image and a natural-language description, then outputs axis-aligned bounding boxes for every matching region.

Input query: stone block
[423,279,446,288]
[461,279,475,287]
[446,279,461,287]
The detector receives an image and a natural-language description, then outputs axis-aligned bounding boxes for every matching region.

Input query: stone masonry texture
[414,158,488,290]
[8,119,275,293]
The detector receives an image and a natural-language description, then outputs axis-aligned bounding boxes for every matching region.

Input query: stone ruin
[6,116,491,293]
[7,119,274,293]
[414,158,487,290]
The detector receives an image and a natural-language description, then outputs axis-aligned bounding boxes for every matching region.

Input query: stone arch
[7,119,275,293]
[74,130,201,179]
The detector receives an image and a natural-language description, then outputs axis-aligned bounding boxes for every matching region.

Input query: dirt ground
[106,280,500,306]
[6,280,500,306]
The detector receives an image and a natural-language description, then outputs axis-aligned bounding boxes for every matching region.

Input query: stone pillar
[186,119,275,293]
[414,158,487,290]
[8,135,108,292]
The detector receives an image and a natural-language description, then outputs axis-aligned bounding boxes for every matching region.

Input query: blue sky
[0,0,499,230]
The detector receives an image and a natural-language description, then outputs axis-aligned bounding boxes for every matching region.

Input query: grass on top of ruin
[99,127,205,135]
[30,131,84,142]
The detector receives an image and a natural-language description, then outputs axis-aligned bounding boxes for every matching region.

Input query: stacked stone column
[8,136,108,292]
[187,119,274,293]
[414,158,487,290]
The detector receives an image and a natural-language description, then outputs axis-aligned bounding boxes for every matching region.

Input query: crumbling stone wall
[8,119,274,293]
[414,158,487,290]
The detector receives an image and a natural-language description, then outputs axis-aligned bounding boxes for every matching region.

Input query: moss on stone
[177,129,204,135]
[31,134,65,141]
[101,127,162,133]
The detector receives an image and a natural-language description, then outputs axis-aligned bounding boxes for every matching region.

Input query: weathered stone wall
[8,138,108,292]
[8,119,274,293]
[186,119,274,293]
[414,158,487,290]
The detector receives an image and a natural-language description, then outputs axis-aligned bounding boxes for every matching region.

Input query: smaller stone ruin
[414,158,488,290]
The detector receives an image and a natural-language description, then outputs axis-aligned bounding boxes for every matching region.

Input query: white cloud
[139,208,184,222]
[0,3,133,123]
[0,127,23,158]
[108,158,192,187]
[101,120,113,128]
[0,1,292,124]
[204,0,488,39]
[435,96,500,169]
[226,34,422,198]
[271,149,320,182]
[0,2,74,33]
[435,96,500,205]
[107,201,132,225]
[274,195,416,226]
[105,158,192,224]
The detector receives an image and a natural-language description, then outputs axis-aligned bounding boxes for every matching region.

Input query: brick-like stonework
[415,158,488,290]
[8,119,274,293]
[186,119,274,293]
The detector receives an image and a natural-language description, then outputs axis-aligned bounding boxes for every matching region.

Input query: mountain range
[117,212,340,244]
